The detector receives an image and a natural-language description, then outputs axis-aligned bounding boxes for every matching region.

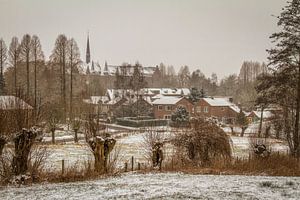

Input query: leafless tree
[50,34,68,121]
[0,38,7,94]
[30,35,44,115]
[67,38,81,121]
[20,34,32,97]
[8,37,20,94]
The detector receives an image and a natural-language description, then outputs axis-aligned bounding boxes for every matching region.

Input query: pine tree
[0,39,7,94]
[267,0,300,157]
[171,106,190,127]
[236,110,248,137]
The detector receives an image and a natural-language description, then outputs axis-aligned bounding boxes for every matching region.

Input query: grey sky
[0,0,286,78]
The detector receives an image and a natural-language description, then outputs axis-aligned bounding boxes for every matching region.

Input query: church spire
[86,33,91,64]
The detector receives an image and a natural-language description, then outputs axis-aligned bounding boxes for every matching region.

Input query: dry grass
[162,152,300,176]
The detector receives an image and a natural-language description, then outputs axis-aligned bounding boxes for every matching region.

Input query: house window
[203,106,208,113]
[178,104,186,109]
[164,115,171,120]
[196,106,201,113]
[165,105,172,111]
[158,105,163,110]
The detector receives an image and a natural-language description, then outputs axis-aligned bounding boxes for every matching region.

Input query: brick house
[194,97,240,124]
[152,96,194,119]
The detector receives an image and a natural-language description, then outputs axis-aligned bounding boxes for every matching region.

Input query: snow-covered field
[42,128,289,171]
[1,173,299,200]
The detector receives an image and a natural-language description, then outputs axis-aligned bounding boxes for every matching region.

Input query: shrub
[173,118,232,166]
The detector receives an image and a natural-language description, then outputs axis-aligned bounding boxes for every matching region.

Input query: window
[166,105,172,111]
[177,104,186,109]
[203,106,208,113]
[196,106,201,113]
[158,105,163,110]
[164,115,171,120]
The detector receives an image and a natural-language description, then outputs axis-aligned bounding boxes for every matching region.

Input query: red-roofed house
[194,97,240,124]
[152,96,193,119]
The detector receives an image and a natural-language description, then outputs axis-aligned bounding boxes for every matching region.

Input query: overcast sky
[0,0,286,78]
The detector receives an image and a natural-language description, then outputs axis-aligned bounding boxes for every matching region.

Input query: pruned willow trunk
[0,137,6,156]
[12,129,37,175]
[88,137,116,173]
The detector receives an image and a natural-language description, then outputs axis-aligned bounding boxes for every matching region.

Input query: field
[1,173,299,199]
[42,127,289,171]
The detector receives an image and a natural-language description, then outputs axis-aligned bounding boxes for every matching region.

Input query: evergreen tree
[236,110,248,137]
[171,106,190,127]
[188,87,202,103]
[266,0,300,157]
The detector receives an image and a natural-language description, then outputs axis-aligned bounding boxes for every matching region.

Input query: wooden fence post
[124,162,128,172]
[62,159,65,176]
[131,156,134,171]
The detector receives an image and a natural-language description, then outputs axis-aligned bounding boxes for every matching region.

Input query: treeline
[0,34,87,122]
[149,61,267,110]
[0,33,268,119]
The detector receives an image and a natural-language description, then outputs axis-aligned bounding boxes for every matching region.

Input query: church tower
[86,33,91,64]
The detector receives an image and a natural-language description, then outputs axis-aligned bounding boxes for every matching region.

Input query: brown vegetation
[173,118,232,166]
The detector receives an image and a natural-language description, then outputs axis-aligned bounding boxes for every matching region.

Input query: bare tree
[8,37,20,94]
[0,38,7,94]
[50,34,68,121]
[30,35,44,115]
[67,38,81,121]
[20,34,32,97]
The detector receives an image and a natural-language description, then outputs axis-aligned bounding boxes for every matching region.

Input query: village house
[152,96,194,119]
[84,88,190,117]
[247,110,274,124]
[194,97,240,124]
[0,95,33,110]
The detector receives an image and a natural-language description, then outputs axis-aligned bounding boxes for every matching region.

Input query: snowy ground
[1,173,300,200]
[42,127,289,171]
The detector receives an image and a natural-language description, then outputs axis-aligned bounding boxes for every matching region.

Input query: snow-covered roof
[152,96,184,105]
[250,111,274,119]
[203,97,241,113]
[0,96,33,110]
[145,88,190,96]
[203,97,234,106]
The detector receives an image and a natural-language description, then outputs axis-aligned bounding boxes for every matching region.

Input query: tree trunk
[258,107,264,137]
[240,126,247,137]
[26,53,29,97]
[14,57,17,95]
[0,137,6,156]
[34,56,37,121]
[12,129,37,175]
[294,63,300,157]
[88,137,116,173]
[62,50,66,122]
[51,128,55,144]
[74,129,78,143]
[70,59,73,122]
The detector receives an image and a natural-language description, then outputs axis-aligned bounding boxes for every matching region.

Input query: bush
[173,118,232,166]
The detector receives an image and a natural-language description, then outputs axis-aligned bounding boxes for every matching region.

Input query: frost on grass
[0,173,299,200]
